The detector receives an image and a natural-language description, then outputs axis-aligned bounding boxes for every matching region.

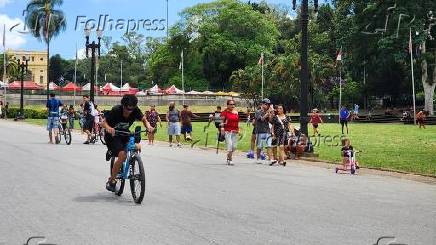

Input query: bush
[6,108,48,119]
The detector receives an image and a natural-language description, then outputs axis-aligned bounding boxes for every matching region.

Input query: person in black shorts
[102,94,154,192]
[82,95,95,144]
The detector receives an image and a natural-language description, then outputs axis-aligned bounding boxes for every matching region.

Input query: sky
[0,0,328,59]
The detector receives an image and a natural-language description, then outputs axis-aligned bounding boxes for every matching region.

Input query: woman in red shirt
[220,99,239,166]
[310,108,323,136]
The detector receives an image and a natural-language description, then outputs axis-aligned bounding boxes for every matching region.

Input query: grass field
[25,119,436,176]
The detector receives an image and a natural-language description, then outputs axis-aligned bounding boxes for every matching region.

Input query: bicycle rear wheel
[129,155,145,204]
[64,129,72,145]
[110,157,125,196]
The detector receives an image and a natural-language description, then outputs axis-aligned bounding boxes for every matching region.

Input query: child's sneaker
[246,151,254,159]
[260,152,266,160]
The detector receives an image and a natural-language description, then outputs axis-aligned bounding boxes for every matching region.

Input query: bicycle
[55,113,72,145]
[109,127,147,204]
[89,114,106,145]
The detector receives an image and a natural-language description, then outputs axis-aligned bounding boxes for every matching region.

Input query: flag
[179,50,183,70]
[335,47,342,67]
[336,47,342,61]
[258,52,264,65]
[408,29,413,55]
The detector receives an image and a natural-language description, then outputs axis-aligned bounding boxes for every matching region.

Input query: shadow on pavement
[73,192,136,206]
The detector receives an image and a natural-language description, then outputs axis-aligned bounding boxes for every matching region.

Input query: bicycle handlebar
[113,129,148,136]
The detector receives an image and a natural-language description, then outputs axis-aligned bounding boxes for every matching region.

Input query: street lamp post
[17,57,29,120]
[292,0,318,136]
[85,28,102,102]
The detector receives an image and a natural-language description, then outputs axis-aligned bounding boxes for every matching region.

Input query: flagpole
[261,52,264,99]
[339,63,342,123]
[3,24,7,106]
[409,28,417,125]
[74,43,77,107]
[182,50,185,105]
[120,60,123,96]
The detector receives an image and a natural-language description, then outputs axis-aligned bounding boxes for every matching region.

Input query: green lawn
[25,119,436,176]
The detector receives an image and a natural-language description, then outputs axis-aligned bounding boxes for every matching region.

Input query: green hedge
[6,108,48,119]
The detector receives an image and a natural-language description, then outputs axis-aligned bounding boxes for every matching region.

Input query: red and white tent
[8,81,42,90]
[165,85,184,94]
[62,82,82,92]
[82,82,100,92]
[148,84,164,94]
[48,82,60,90]
[102,83,120,92]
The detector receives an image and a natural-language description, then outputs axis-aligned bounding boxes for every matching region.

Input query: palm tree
[0,53,19,81]
[25,0,66,100]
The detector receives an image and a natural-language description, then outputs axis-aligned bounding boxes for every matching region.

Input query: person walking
[145,105,162,145]
[4,102,8,119]
[255,98,274,165]
[271,105,292,166]
[68,105,76,129]
[46,93,63,144]
[310,108,323,136]
[0,101,3,119]
[207,106,224,141]
[416,110,429,129]
[166,102,181,147]
[180,104,199,141]
[220,99,240,166]
[339,105,350,134]
[82,95,96,144]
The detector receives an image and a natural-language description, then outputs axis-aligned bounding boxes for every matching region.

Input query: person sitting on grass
[335,138,360,173]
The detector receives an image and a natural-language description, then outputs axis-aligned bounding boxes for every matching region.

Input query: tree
[0,54,19,82]
[25,0,66,99]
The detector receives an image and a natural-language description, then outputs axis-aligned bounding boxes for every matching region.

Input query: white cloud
[0,14,27,49]
[0,0,11,8]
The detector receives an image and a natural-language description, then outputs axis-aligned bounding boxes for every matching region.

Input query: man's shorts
[168,122,181,136]
[83,114,94,131]
[256,133,272,149]
[312,124,319,129]
[105,135,129,157]
[47,116,59,131]
[181,124,193,134]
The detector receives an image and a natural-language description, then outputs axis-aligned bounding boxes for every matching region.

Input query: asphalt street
[0,120,435,245]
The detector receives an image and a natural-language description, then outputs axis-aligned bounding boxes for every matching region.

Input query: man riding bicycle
[103,94,153,192]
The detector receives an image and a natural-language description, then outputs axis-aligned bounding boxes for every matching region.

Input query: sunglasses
[228,103,235,106]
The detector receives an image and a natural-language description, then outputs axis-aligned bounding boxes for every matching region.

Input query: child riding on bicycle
[102,95,154,192]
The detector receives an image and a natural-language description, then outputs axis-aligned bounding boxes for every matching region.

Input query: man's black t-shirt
[106,105,144,132]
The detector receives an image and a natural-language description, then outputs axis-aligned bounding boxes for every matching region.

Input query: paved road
[0,120,435,245]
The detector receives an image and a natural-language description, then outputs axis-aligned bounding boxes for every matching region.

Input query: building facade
[8,50,48,86]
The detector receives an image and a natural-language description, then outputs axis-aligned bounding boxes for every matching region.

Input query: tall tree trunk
[46,41,50,101]
[421,42,436,115]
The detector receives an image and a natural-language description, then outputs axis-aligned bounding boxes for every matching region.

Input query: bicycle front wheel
[129,155,146,204]
[64,129,72,145]
[110,157,125,196]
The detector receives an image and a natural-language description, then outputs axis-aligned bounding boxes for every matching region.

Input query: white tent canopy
[0,81,7,88]
[165,85,184,94]
[121,83,131,91]
[186,90,201,95]
[48,82,59,90]
[102,82,120,92]
[136,91,147,96]
[148,84,163,94]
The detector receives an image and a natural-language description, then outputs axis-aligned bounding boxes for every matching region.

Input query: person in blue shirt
[46,93,63,144]
[339,106,350,134]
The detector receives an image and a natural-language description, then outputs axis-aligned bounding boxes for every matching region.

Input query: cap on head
[261,98,271,104]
